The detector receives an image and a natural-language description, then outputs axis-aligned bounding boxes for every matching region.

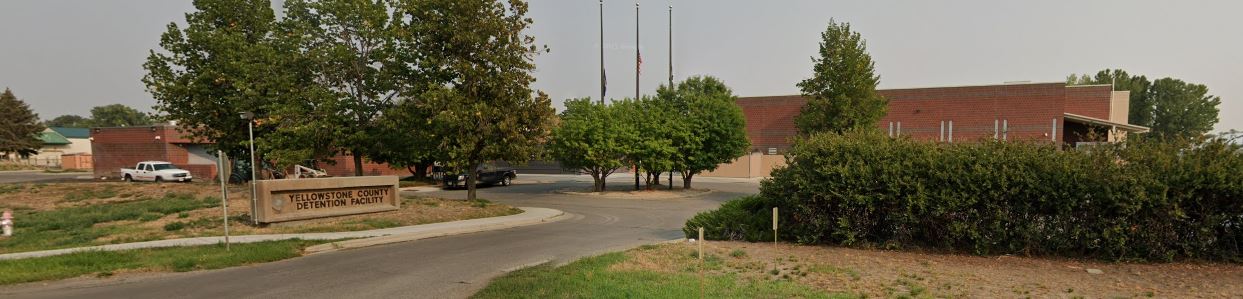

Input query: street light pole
[241,112,258,226]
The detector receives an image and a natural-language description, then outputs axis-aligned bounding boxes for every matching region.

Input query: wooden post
[698,227,704,260]
[698,226,704,299]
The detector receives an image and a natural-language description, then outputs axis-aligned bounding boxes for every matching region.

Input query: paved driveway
[0,174,760,299]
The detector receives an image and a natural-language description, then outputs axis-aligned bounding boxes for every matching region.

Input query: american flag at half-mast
[637,52,643,75]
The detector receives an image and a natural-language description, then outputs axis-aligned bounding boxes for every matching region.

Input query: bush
[684,195,774,242]
[690,130,1243,262]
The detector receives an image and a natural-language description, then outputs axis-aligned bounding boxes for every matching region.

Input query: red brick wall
[736,96,805,152]
[319,155,406,177]
[1064,85,1113,119]
[736,82,1121,149]
[91,126,217,180]
[877,83,1066,143]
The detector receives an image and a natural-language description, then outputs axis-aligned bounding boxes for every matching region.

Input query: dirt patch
[615,241,1243,298]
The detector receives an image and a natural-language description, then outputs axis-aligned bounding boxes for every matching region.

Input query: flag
[637,52,643,75]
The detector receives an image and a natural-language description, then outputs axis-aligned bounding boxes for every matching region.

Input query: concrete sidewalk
[0,207,565,260]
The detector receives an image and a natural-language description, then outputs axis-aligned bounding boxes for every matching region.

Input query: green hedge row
[687,131,1243,261]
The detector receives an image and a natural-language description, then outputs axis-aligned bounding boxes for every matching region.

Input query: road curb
[303,208,570,255]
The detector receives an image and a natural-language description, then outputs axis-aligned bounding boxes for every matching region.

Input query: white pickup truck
[121,161,193,182]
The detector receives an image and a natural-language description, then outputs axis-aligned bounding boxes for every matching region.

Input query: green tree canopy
[615,96,677,190]
[1068,69,1221,139]
[658,76,750,188]
[1148,78,1221,139]
[396,0,555,200]
[89,104,152,127]
[44,115,92,128]
[143,0,301,158]
[547,98,636,192]
[276,0,401,175]
[0,88,44,159]
[795,19,886,135]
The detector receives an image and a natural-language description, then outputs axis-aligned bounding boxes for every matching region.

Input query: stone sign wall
[254,176,399,223]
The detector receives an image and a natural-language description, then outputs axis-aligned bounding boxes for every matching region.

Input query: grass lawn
[0,182,521,254]
[0,239,330,285]
[472,246,855,299]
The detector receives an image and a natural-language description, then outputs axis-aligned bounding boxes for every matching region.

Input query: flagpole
[600,0,605,105]
[668,1,674,190]
[634,0,641,191]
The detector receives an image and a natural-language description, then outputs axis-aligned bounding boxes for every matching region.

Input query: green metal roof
[50,127,91,139]
[39,131,71,145]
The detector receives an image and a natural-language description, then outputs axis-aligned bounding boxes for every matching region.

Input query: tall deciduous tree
[44,115,92,128]
[1066,69,1154,127]
[143,0,298,157]
[278,0,400,175]
[368,97,440,179]
[795,19,886,135]
[1068,69,1221,139]
[548,98,635,192]
[89,104,152,127]
[658,76,750,188]
[396,0,555,201]
[1148,78,1221,139]
[0,88,44,159]
[615,96,676,190]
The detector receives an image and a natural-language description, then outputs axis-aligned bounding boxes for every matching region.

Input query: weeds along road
[0,174,759,299]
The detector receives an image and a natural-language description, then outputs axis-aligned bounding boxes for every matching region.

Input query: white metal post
[217,150,230,251]
[948,120,954,143]
[248,120,258,226]
[939,121,945,142]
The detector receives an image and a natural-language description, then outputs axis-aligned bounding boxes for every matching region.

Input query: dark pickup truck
[442,164,517,189]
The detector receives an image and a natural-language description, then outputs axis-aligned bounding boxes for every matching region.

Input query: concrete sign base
[254,176,400,223]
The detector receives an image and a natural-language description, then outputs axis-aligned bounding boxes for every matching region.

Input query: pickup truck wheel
[123,174,133,182]
[155,176,164,183]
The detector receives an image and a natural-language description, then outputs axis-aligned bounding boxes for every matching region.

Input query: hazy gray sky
[2,1,1239,132]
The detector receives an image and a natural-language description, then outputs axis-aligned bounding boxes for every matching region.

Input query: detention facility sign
[254,176,400,223]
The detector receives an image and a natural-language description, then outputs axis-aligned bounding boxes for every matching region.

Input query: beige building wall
[700,152,788,178]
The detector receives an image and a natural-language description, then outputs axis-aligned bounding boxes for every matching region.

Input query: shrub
[684,195,775,242]
[689,130,1243,261]
[163,222,186,231]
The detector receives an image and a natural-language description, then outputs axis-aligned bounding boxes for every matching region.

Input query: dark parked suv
[442,164,517,189]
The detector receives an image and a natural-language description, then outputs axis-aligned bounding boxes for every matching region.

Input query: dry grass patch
[617,241,1243,298]
[0,182,520,254]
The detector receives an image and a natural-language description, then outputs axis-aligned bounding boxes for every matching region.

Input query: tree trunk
[633,163,640,191]
[413,161,430,180]
[668,171,673,190]
[352,151,364,176]
[683,173,694,189]
[467,168,478,201]
[652,171,660,185]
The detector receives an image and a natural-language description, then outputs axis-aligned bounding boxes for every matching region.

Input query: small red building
[90,125,404,180]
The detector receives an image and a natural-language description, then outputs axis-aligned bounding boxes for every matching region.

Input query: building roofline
[1063,113,1150,133]
[737,81,1087,99]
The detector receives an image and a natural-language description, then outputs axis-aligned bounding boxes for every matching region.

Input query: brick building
[90,125,404,180]
[705,82,1149,178]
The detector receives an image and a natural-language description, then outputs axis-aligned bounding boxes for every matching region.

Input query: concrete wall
[700,152,787,178]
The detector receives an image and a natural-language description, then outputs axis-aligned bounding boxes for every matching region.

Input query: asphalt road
[0,170,89,184]
[0,174,760,299]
